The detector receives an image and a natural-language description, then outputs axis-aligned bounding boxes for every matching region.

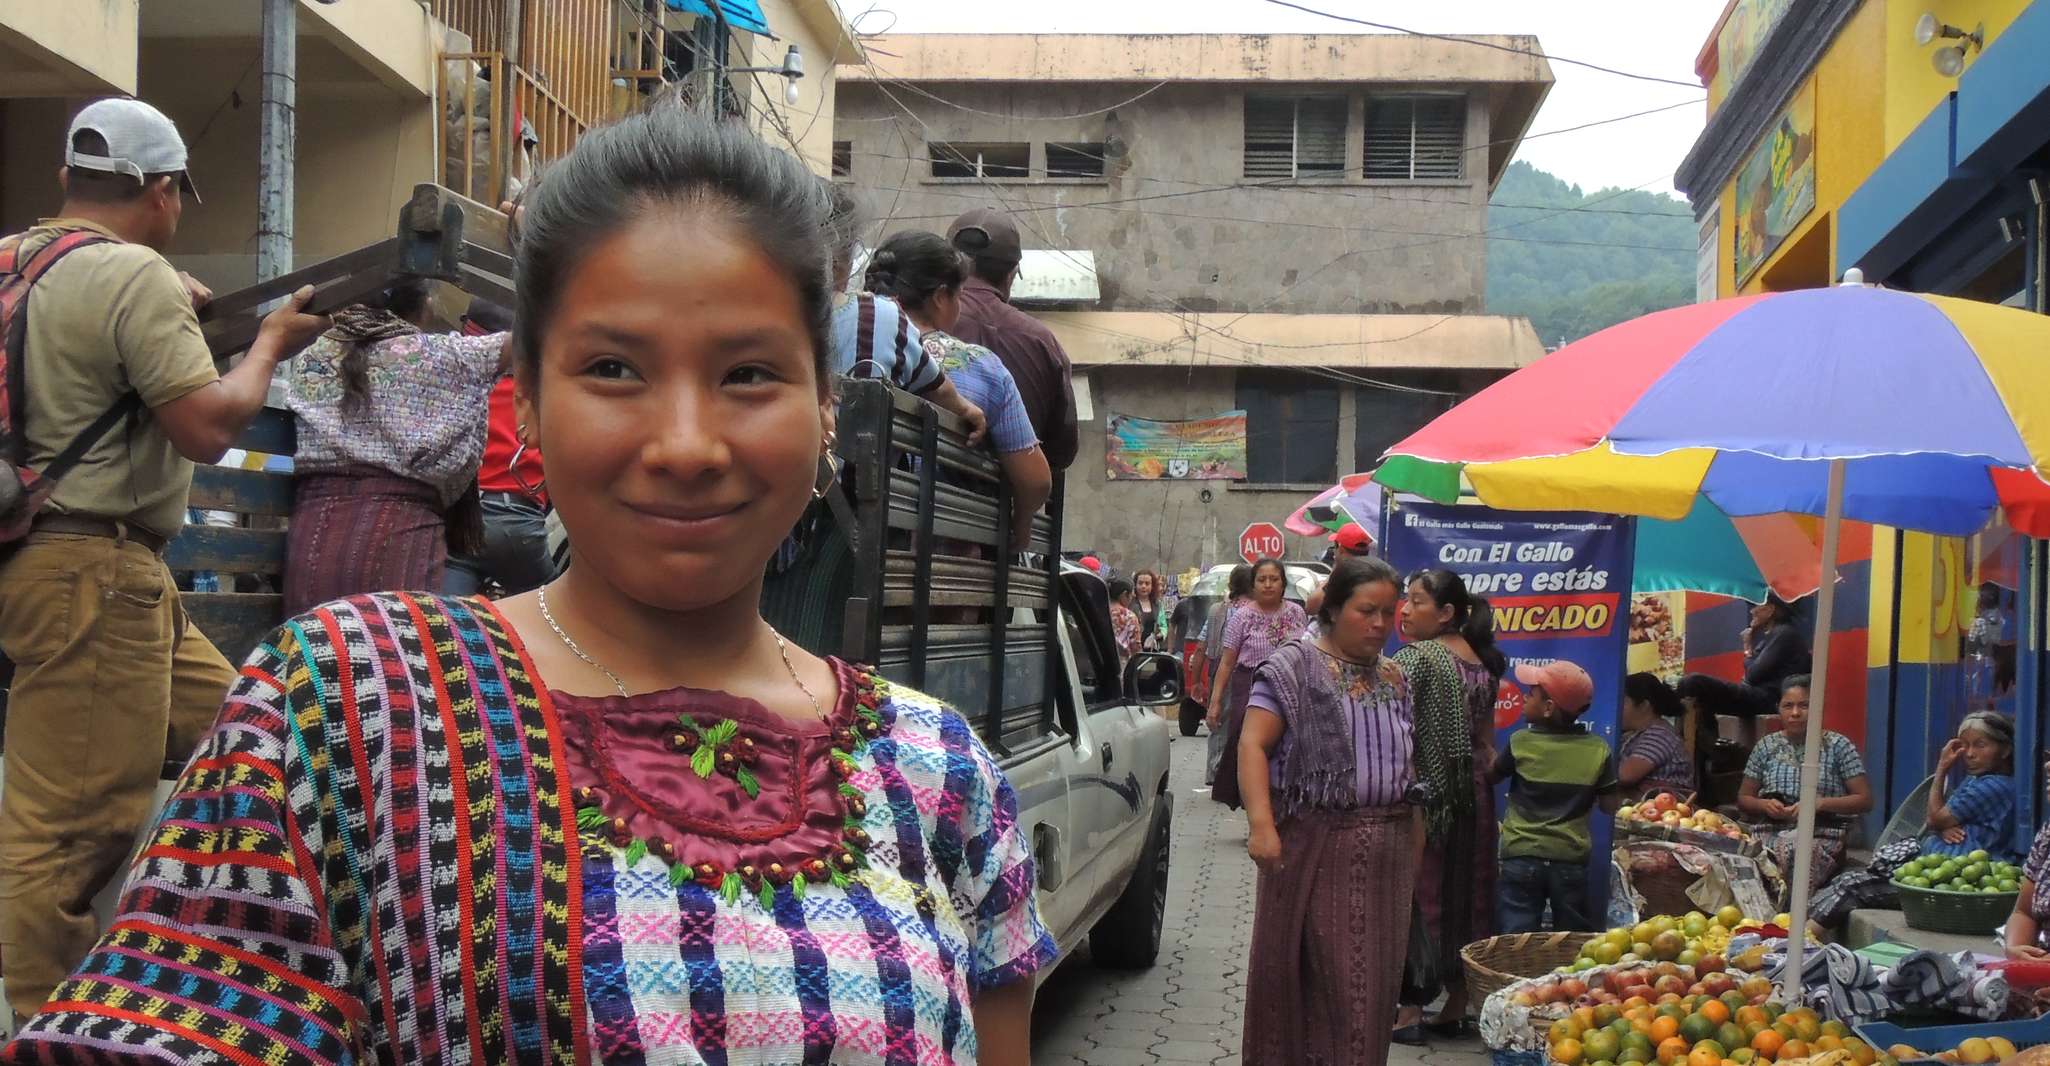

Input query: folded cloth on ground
[1879,948,2008,1020]
[1766,941,1889,1026]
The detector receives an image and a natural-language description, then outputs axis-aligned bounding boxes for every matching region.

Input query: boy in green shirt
[1491,658,1621,932]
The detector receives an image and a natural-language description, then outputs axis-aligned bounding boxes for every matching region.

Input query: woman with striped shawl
[1237,556,1421,1066]
[1391,568,1507,1041]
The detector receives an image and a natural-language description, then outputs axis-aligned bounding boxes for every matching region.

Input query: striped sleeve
[6,627,362,1064]
[876,296,942,394]
[1947,774,2015,836]
[939,716,1057,992]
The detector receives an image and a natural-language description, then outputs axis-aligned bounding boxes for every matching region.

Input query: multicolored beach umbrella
[1372,274,2050,1004]
[1376,280,2050,538]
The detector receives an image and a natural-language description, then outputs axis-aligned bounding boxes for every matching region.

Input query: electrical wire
[1257,0,1706,89]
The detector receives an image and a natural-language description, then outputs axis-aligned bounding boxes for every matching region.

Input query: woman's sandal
[1391,1023,1429,1046]
[1426,1017,1478,1038]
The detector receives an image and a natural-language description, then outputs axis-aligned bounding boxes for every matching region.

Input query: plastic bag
[1401,899,1441,1006]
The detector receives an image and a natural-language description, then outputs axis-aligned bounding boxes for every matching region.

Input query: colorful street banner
[1104,411,1248,480]
[1384,502,1638,913]
[1734,81,1817,283]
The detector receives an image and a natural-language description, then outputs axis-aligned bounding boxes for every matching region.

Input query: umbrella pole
[1779,458,1846,1006]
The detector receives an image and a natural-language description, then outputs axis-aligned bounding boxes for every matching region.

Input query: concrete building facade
[835,34,1553,572]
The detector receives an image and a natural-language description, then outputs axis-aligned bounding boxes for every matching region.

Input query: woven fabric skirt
[1244,804,1418,1066]
[1410,769,1498,1002]
[285,469,447,616]
[1210,664,1259,809]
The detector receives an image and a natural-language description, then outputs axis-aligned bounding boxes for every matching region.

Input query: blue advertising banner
[1383,502,1637,919]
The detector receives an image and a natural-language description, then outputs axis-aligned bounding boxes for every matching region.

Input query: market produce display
[1618,793,1752,843]
[1542,995,1889,1066]
[1567,909,1774,971]
[1878,1036,2019,1064]
[1889,850,2022,895]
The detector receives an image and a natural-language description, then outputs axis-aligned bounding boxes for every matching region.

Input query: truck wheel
[1089,791,1171,969]
[1177,699,1203,737]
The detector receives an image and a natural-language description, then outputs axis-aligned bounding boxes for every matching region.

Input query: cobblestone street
[1030,726,1494,1066]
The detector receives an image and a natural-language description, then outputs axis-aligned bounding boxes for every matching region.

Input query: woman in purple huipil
[1209,558,1309,808]
[1237,556,1420,1066]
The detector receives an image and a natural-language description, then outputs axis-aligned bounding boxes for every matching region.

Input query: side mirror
[1124,652,1182,707]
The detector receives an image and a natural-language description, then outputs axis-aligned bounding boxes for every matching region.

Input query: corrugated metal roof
[1010,250,1100,304]
[665,0,771,37]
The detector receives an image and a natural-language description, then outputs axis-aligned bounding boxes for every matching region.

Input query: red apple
[1697,955,1726,975]
[1624,984,1655,1002]
[1653,975,1687,997]
[1560,978,1587,999]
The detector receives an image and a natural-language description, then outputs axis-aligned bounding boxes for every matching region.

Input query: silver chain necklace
[536,585,825,721]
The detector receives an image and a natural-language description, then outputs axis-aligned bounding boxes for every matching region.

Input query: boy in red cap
[1490,658,1620,933]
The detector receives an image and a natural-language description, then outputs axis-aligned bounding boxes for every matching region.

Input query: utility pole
[500,0,524,202]
[256,0,295,282]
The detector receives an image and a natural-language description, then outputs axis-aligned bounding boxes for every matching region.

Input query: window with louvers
[1243,96,1348,181]
[1364,95,1466,181]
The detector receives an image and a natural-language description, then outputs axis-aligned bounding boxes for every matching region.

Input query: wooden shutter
[1411,96,1466,180]
[1243,97,1296,179]
[1295,97,1349,179]
[1364,95,1466,180]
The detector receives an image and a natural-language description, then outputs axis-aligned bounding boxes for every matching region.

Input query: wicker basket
[1463,931,1601,1007]
[1896,881,2019,935]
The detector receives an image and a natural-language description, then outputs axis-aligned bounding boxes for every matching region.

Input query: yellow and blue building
[1678,0,2048,847]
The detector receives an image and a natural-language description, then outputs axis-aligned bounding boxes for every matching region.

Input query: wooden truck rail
[799,379,1075,758]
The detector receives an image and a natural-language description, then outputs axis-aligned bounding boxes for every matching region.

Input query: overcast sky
[849,0,1727,198]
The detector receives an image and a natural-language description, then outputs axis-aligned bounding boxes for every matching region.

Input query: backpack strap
[2,231,142,477]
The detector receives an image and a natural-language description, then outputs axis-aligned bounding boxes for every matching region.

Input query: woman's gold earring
[813,434,841,500]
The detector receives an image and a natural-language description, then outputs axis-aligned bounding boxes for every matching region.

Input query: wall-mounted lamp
[728,44,806,106]
[1916,13,1984,77]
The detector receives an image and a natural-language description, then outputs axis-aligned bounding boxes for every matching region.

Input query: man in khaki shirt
[0,99,326,1020]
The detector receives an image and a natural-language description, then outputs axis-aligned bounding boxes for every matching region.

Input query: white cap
[65,98,200,203]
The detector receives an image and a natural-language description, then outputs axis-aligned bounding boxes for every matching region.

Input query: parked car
[1172,562,1320,736]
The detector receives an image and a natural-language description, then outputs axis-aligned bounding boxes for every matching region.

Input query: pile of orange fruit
[1545,994,1896,1066]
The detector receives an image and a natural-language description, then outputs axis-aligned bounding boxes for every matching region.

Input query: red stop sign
[1238,522,1285,565]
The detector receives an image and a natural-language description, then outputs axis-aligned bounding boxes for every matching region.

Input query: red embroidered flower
[694,863,723,889]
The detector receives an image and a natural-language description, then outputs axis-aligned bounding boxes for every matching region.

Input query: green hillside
[1487,161,1696,346]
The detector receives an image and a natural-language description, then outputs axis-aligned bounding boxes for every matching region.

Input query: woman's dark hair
[1780,673,1812,696]
[1761,594,1796,626]
[1406,567,1507,678]
[1625,672,1683,719]
[512,108,835,387]
[1227,563,1254,600]
[1317,556,1399,627]
[340,278,433,411]
[864,230,965,313]
[1108,577,1133,603]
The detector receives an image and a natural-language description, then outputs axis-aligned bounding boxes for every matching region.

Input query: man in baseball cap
[945,207,1080,473]
[62,98,203,249]
[1491,657,1619,934]
[1332,523,1373,558]
[0,97,328,1019]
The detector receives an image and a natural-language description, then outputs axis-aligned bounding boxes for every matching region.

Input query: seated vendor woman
[1924,711,2019,860]
[1737,675,1873,894]
[2006,758,2050,959]
[1618,672,1695,801]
